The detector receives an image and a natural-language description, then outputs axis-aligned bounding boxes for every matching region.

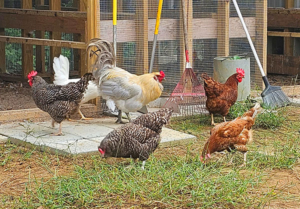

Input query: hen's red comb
[27,71,38,79]
[236,68,245,77]
[159,70,165,78]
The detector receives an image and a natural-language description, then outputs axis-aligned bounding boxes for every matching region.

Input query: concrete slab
[0,116,196,155]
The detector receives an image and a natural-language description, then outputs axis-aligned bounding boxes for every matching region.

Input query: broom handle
[181,0,191,68]
[232,0,266,77]
[113,0,117,65]
[149,0,163,73]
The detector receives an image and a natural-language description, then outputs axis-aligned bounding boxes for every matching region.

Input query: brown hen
[201,103,262,167]
[201,68,245,125]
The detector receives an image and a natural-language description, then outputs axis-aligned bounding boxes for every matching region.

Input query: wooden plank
[0,13,86,34]
[35,31,45,73]
[268,31,300,38]
[268,12,300,28]
[0,8,87,18]
[22,0,33,79]
[255,0,267,86]
[267,55,300,75]
[284,1,294,58]
[0,36,86,49]
[135,0,149,74]
[217,0,229,57]
[0,0,5,74]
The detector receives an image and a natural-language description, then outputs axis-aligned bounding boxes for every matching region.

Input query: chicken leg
[223,116,226,122]
[51,123,63,136]
[211,114,215,126]
[239,152,247,167]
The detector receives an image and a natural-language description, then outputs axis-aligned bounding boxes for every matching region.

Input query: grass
[0,106,300,208]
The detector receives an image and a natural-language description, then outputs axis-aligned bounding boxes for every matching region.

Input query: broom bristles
[262,85,290,108]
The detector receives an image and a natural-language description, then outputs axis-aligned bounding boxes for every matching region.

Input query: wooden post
[136,0,148,74]
[217,0,230,57]
[75,0,87,76]
[180,0,193,74]
[86,0,100,74]
[86,0,100,105]
[35,0,45,73]
[35,31,45,73]
[21,0,33,79]
[0,0,5,73]
[284,0,294,56]
[49,0,61,77]
[255,0,267,86]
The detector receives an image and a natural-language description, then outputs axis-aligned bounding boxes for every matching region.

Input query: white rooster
[53,55,100,120]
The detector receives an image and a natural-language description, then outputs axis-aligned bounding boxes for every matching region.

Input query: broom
[232,0,290,108]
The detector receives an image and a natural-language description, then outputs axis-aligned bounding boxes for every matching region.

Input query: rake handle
[232,0,266,77]
[181,0,190,64]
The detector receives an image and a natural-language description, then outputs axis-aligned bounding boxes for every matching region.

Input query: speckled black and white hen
[27,71,94,136]
[98,108,173,169]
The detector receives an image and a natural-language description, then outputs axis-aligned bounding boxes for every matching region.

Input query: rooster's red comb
[159,71,165,78]
[27,71,38,79]
[236,68,245,77]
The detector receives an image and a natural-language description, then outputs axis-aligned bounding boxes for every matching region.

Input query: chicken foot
[51,123,63,136]
[115,110,131,123]
[78,109,93,120]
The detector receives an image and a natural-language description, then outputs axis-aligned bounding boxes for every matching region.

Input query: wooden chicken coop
[0,0,267,93]
[268,0,300,75]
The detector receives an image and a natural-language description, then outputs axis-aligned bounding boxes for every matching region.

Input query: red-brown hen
[201,68,245,125]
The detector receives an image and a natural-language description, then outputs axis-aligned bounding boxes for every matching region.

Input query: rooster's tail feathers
[53,55,70,85]
[87,38,115,79]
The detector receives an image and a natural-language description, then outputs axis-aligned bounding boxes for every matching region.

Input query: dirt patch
[0,81,36,111]
[261,165,300,209]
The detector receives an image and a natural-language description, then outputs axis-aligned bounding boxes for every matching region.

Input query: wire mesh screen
[5,29,22,74]
[100,0,265,95]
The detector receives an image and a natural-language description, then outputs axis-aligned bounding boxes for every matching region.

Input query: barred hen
[98,108,173,169]
[201,68,245,125]
[28,71,94,136]
[201,103,262,167]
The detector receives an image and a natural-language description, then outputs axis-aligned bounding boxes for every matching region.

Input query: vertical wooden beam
[36,0,45,6]
[284,1,294,57]
[35,31,45,73]
[86,0,100,74]
[21,0,33,79]
[285,0,294,9]
[86,0,100,105]
[217,0,230,57]
[136,0,148,75]
[49,0,61,77]
[0,0,5,73]
[75,0,87,76]
[255,0,267,86]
